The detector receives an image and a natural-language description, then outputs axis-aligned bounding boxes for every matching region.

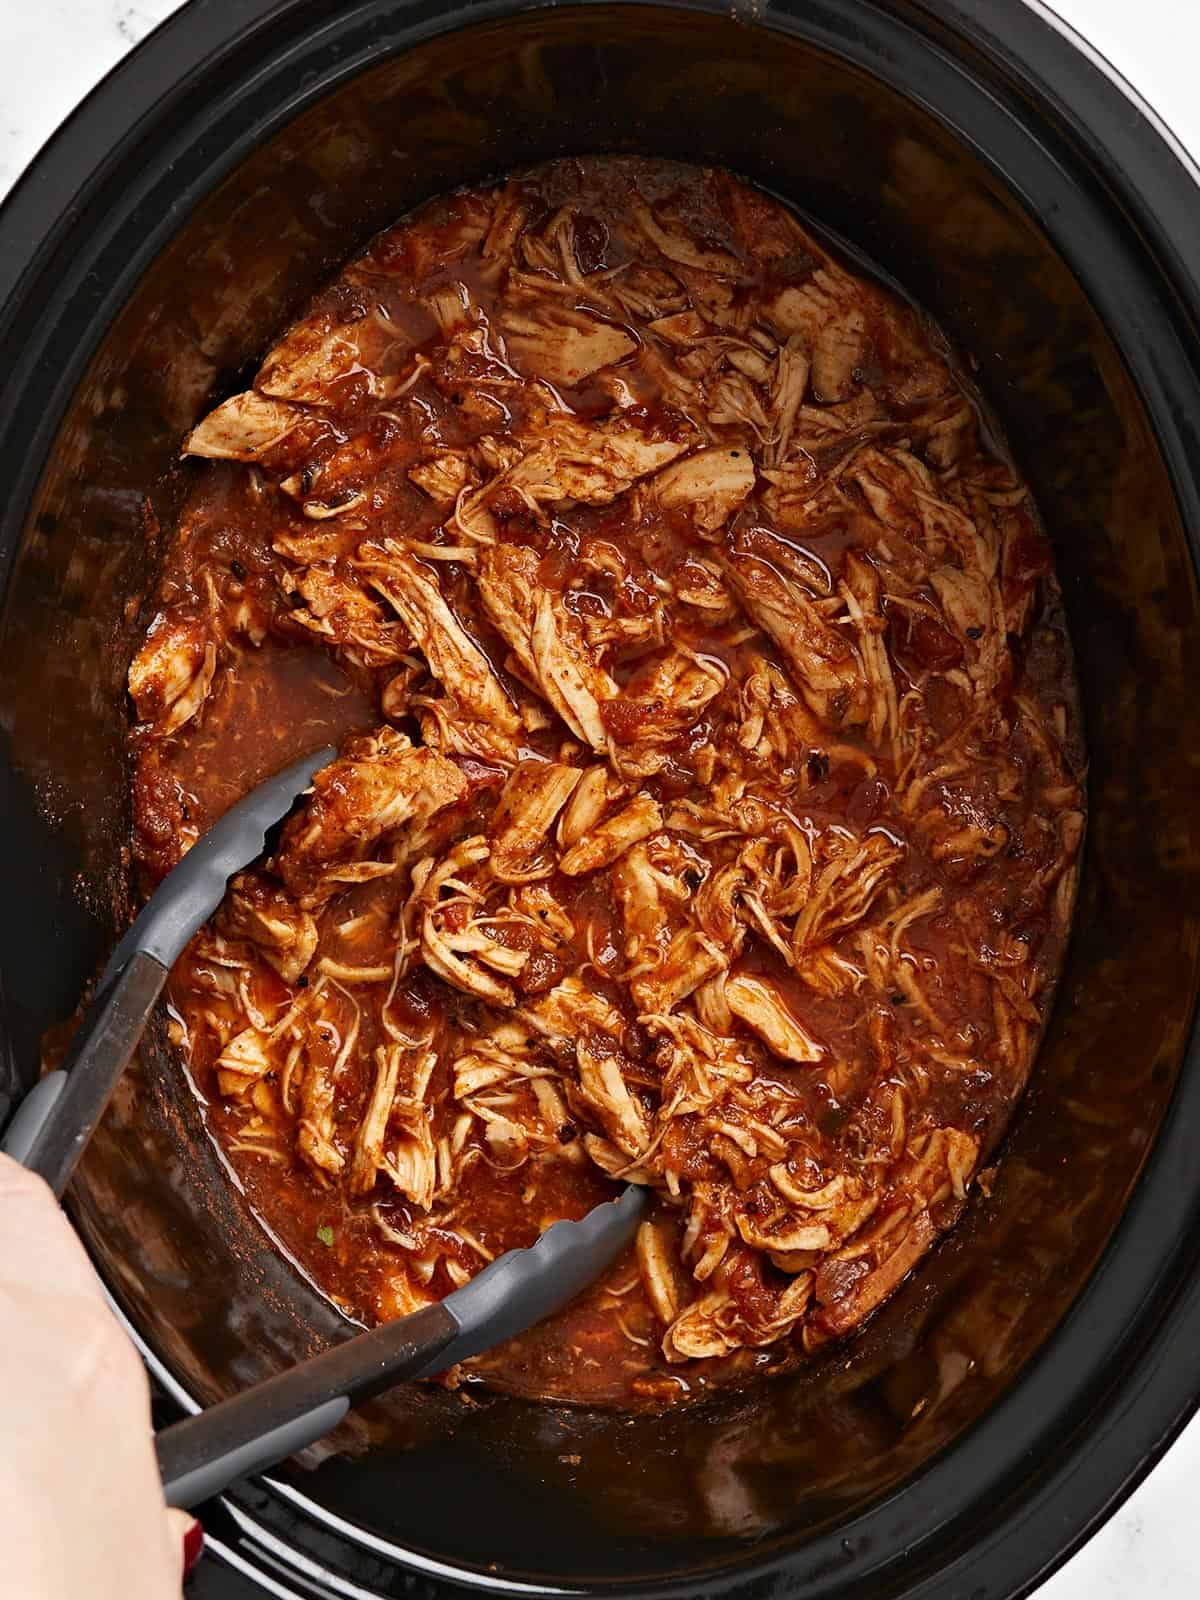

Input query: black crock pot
[3,2,1200,1596]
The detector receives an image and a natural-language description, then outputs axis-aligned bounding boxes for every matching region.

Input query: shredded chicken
[135,157,1083,1406]
[276,729,467,907]
[490,761,583,881]
[128,613,217,734]
[219,873,318,985]
[504,308,636,386]
[724,974,824,1062]
[360,541,521,746]
[651,447,755,534]
[255,307,407,404]
[182,391,307,461]
[501,414,691,511]
[477,543,619,749]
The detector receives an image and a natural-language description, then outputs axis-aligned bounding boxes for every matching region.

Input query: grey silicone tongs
[1,744,646,1508]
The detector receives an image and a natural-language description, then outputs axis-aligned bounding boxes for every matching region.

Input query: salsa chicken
[127,158,1084,1406]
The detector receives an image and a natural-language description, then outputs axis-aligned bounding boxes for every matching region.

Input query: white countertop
[1,2,1195,1595]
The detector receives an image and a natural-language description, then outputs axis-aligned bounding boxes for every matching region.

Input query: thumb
[165,1507,204,1582]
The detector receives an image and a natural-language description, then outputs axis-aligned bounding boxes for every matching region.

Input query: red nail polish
[182,1519,204,1578]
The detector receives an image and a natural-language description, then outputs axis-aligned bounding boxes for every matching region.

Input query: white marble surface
[0,1,1196,1595]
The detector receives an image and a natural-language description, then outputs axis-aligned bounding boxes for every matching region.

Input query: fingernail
[182,1519,204,1577]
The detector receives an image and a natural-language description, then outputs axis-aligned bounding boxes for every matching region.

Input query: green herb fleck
[317,1224,335,1248]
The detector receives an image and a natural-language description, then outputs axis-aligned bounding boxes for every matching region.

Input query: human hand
[0,1152,201,1597]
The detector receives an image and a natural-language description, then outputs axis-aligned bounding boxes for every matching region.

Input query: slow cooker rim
[3,2,1200,1597]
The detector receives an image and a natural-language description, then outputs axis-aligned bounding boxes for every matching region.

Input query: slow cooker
[3,1,1200,1595]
